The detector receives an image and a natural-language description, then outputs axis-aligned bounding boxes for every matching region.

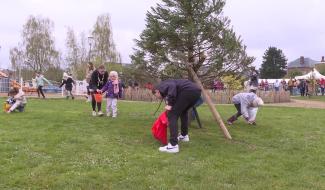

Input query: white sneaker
[106,112,111,117]
[159,143,179,153]
[98,111,104,116]
[92,111,97,116]
[112,114,117,118]
[178,135,189,142]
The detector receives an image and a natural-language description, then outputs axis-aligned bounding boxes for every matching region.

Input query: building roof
[288,57,317,68]
[0,70,8,78]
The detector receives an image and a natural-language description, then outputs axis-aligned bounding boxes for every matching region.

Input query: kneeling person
[152,79,201,153]
[7,87,27,113]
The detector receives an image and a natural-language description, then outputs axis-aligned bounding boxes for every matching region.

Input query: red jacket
[320,79,325,87]
[151,111,168,145]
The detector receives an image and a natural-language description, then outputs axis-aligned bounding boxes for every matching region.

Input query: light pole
[0,45,2,68]
[88,36,94,62]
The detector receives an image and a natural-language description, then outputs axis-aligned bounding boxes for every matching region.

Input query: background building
[287,56,317,75]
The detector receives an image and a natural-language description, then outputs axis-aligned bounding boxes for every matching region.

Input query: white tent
[295,68,325,80]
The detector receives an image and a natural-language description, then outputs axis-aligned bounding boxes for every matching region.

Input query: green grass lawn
[292,95,325,102]
[0,98,324,190]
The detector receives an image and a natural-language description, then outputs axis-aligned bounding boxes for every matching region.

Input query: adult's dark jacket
[89,70,108,90]
[59,77,75,91]
[156,79,201,106]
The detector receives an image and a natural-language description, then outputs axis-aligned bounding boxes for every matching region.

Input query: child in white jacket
[7,87,27,113]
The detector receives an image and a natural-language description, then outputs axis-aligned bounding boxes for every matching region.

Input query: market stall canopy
[295,68,325,80]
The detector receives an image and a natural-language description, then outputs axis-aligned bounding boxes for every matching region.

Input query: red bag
[151,111,168,145]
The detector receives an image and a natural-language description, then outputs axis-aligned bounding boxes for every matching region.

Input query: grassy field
[0,98,324,190]
[292,95,325,102]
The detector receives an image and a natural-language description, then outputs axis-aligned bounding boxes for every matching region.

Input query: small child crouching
[6,87,27,113]
[98,71,122,118]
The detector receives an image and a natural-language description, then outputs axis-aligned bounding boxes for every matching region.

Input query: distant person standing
[85,62,95,102]
[298,80,307,96]
[260,80,265,90]
[89,64,108,116]
[134,81,139,90]
[264,80,269,91]
[249,69,259,88]
[274,80,280,92]
[35,72,51,99]
[320,78,325,96]
[281,79,287,91]
[288,78,294,95]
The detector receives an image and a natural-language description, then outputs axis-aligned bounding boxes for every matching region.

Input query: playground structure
[0,76,89,97]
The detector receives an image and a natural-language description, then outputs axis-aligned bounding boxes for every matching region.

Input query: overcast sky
[0,0,325,69]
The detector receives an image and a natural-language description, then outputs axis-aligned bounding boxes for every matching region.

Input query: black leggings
[87,86,90,95]
[37,86,45,98]
[228,104,242,122]
[66,90,74,98]
[167,90,201,146]
[91,92,102,112]
[300,88,305,96]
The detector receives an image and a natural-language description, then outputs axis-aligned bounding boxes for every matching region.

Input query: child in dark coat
[60,73,75,99]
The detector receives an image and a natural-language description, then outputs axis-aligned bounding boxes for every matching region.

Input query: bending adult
[89,64,108,116]
[35,72,51,99]
[152,79,201,153]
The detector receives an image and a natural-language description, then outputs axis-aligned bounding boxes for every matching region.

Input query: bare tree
[22,15,59,72]
[92,14,120,64]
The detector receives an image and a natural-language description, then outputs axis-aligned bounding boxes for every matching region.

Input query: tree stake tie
[153,99,163,116]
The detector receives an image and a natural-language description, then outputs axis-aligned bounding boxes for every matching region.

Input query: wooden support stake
[188,67,232,140]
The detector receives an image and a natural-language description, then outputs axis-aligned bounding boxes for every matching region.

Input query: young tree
[260,47,287,79]
[64,29,94,80]
[79,32,89,65]
[65,27,80,73]
[9,46,24,78]
[132,0,253,139]
[22,15,59,72]
[92,14,120,64]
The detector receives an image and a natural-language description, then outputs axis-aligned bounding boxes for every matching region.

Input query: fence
[122,88,290,104]
[0,77,10,93]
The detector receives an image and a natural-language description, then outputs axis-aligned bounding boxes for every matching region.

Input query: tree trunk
[188,67,232,140]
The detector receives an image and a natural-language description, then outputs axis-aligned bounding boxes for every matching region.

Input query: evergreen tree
[260,47,287,79]
[132,0,242,139]
[132,0,254,83]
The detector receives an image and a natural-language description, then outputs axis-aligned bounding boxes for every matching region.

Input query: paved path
[267,99,325,109]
